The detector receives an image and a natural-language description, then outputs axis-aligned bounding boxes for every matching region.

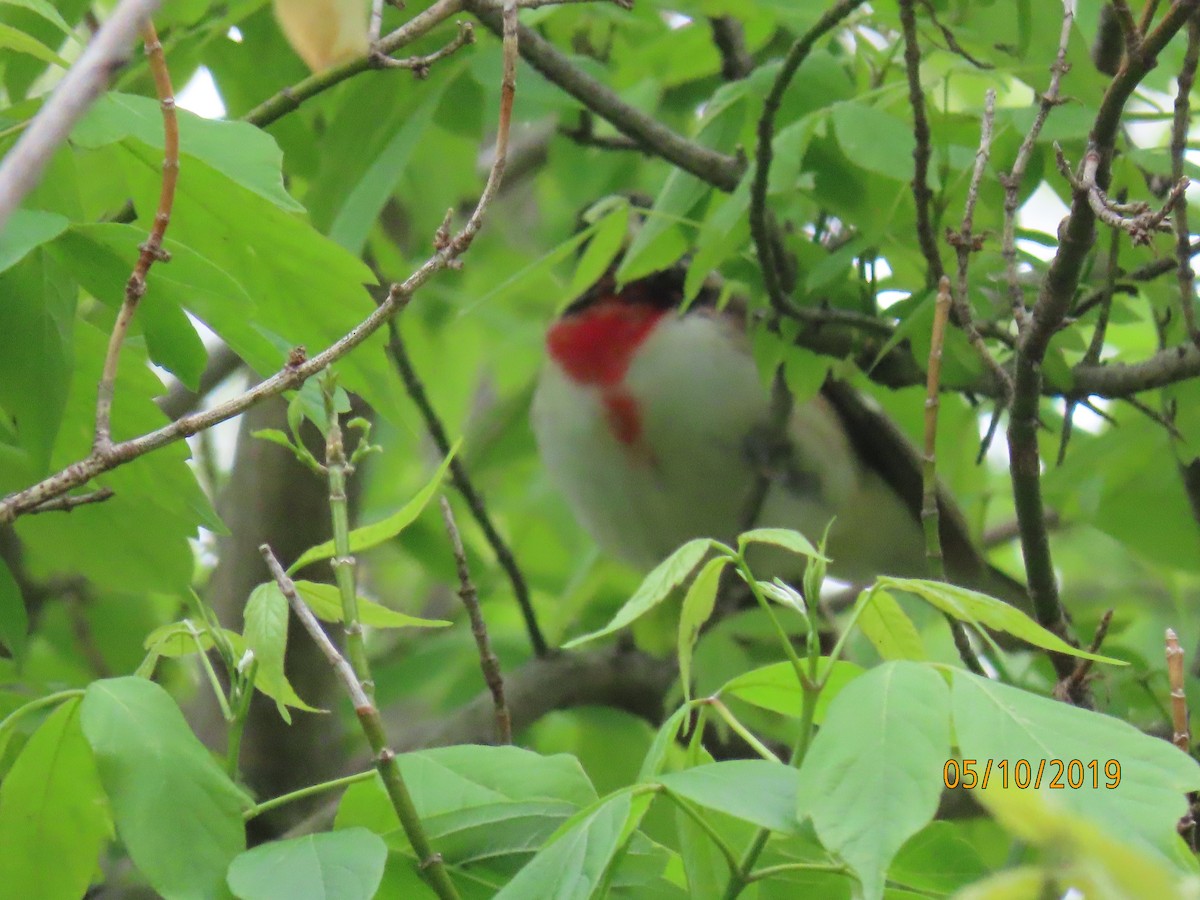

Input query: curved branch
[464,0,744,190]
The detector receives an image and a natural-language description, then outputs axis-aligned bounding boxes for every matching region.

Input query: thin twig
[1001,0,1075,327]
[922,278,953,580]
[94,21,178,450]
[0,0,524,526]
[0,0,162,230]
[749,0,868,313]
[320,380,372,697]
[24,488,115,515]
[1171,13,1200,341]
[558,114,642,152]
[260,545,460,899]
[1112,0,1144,51]
[440,497,512,744]
[1142,0,1165,31]
[245,0,465,127]
[370,0,386,45]
[924,277,985,674]
[372,20,475,76]
[948,88,1012,402]
[1064,146,1186,245]
[385,322,547,656]
[916,0,993,68]
[1062,215,1123,464]
[1168,627,1190,752]
[1122,393,1185,439]
[899,0,946,287]
[464,0,743,190]
[709,16,754,80]
[1054,609,1113,701]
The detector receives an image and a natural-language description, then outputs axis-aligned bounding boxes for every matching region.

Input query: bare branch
[1,0,525,525]
[1064,146,1186,245]
[1171,13,1200,340]
[25,488,115,516]
[709,16,754,80]
[371,20,475,76]
[1001,1,1075,326]
[0,0,162,231]
[95,22,178,451]
[440,497,511,744]
[750,0,868,313]
[464,0,743,190]
[1005,0,1200,697]
[899,0,945,287]
[947,88,1012,403]
[261,544,460,899]
[385,322,547,656]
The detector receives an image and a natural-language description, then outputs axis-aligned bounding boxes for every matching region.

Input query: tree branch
[385,321,548,657]
[95,22,178,450]
[0,0,524,525]
[0,0,162,230]
[464,0,744,190]
[439,497,511,744]
[1006,0,1200,695]
[899,0,946,288]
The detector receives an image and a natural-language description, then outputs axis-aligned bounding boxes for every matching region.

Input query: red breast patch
[545,299,665,447]
[546,299,665,387]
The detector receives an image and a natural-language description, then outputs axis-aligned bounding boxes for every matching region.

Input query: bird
[531,256,1024,604]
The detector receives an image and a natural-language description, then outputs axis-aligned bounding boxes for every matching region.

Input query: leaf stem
[244,769,378,821]
[321,378,372,699]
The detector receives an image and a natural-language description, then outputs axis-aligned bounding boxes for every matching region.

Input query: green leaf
[970,787,1190,898]
[0,249,75,479]
[678,556,729,702]
[567,200,630,298]
[0,0,74,35]
[0,699,111,900]
[951,670,1200,858]
[494,791,647,900]
[244,583,321,722]
[138,289,209,389]
[720,659,864,724]
[877,577,1126,664]
[329,82,450,253]
[51,224,280,377]
[226,828,387,900]
[0,558,27,661]
[563,539,715,648]
[80,677,249,900]
[795,661,950,900]
[0,22,66,66]
[853,588,927,661]
[294,580,451,629]
[616,168,707,283]
[684,181,750,302]
[637,704,692,781]
[336,746,599,874]
[0,208,68,275]
[11,322,219,595]
[737,528,824,559]
[660,761,800,833]
[73,93,303,211]
[831,101,915,182]
[288,443,458,574]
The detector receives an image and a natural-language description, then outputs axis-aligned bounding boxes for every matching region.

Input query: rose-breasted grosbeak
[532,264,1017,599]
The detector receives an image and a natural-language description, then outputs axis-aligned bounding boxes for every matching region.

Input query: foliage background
[3,0,1200,897]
